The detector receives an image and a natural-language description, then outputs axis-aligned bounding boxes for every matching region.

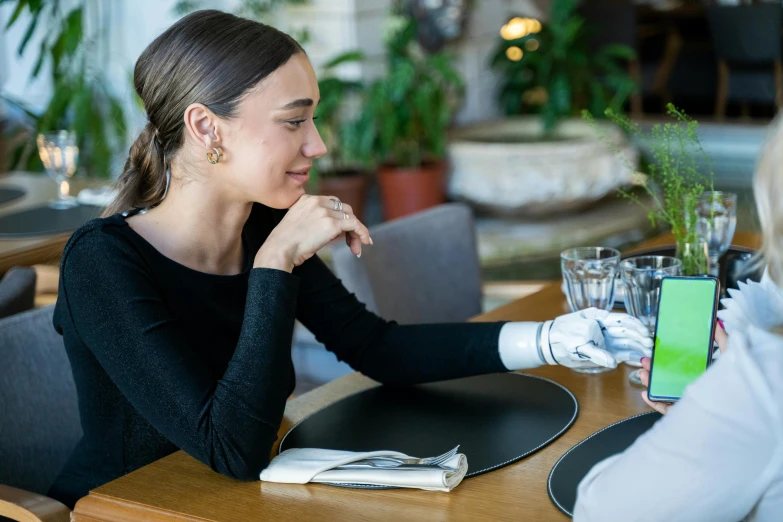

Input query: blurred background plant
[491,0,638,134]
[311,50,365,180]
[1,0,126,177]
[353,10,464,169]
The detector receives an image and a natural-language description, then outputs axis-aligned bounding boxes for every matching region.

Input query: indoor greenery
[353,12,464,168]
[584,104,714,275]
[490,0,638,134]
[2,0,126,177]
[312,50,365,179]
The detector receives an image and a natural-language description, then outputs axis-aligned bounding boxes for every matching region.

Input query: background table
[0,172,105,275]
[71,231,761,522]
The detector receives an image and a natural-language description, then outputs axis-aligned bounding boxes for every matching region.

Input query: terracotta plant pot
[318,170,370,220]
[377,161,446,221]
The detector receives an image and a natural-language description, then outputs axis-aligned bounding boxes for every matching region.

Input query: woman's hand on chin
[255,194,372,272]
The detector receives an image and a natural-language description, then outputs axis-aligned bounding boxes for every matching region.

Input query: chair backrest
[0,305,82,495]
[707,5,782,63]
[330,203,483,324]
[0,266,36,319]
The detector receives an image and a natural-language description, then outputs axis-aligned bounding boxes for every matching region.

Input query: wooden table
[71,231,761,522]
[0,171,105,274]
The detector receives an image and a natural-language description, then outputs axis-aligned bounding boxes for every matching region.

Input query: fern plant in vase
[584,104,713,276]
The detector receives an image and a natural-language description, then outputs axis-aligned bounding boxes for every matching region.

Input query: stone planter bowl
[447,116,638,217]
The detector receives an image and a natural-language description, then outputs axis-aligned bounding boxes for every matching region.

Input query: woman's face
[221,53,327,209]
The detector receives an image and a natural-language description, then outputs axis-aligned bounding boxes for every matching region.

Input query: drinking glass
[619,255,682,385]
[691,191,737,276]
[560,247,621,374]
[37,131,79,209]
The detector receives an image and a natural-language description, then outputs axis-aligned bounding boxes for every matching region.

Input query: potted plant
[3,1,126,177]
[447,0,639,217]
[584,104,713,276]
[355,12,464,221]
[311,51,370,220]
[491,0,638,133]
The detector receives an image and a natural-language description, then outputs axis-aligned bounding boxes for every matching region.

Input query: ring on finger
[342,211,349,220]
[331,198,342,212]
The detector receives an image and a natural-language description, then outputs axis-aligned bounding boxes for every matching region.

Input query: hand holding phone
[647,277,720,403]
[638,357,672,414]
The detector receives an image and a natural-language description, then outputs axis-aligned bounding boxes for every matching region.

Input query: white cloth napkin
[259,448,468,492]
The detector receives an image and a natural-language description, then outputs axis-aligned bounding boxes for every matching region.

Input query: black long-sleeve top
[48,203,506,508]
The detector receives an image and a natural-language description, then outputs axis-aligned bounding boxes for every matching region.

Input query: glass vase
[675,236,709,276]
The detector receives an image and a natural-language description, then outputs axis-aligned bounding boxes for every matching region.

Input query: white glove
[498,308,653,371]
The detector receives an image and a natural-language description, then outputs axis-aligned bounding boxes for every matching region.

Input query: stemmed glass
[37,130,79,209]
[618,255,682,385]
[691,191,737,276]
[560,246,621,374]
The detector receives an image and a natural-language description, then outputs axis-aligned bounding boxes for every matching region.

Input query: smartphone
[647,276,720,402]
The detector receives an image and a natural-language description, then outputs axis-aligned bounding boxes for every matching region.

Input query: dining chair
[330,202,483,324]
[0,305,79,522]
[706,3,783,120]
[0,266,37,319]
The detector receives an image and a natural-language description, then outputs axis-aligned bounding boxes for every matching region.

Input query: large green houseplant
[311,50,370,219]
[490,0,638,134]
[355,12,464,221]
[2,0,126,177]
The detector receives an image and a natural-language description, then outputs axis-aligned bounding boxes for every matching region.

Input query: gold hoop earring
[206,147,223,164]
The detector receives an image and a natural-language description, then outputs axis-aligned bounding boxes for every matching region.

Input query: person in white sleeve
[573,116,783,522]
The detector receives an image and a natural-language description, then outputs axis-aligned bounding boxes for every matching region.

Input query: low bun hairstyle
[104,10,303,217]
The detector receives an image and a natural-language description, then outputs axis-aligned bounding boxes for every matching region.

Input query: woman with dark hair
[50,10,652,508]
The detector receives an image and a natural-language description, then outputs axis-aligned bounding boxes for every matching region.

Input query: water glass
[561,247,620,312]
[561,247,621,374]
[619,255,682,385]
[691,191,737,276]
[37,130,80,209]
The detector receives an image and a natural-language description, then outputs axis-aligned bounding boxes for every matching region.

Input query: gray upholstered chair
[330,203,483,324]
[0,305,80,521]
[0,266,37,319]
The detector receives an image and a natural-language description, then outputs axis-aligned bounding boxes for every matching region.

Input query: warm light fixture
[500,17,542,41]
[506,46,523,61]
[529,19,542,34]
[525,38,539,51]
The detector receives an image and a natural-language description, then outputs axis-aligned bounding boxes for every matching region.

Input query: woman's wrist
[254,244,293,272]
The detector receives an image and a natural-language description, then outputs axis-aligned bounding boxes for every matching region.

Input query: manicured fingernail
[369,237,374,245]
[717,319,725,329]
[357,252,362,258]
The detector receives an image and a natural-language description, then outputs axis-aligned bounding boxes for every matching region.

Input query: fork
[358,445,460,466]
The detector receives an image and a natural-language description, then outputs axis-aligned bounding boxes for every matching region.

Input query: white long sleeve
[573,326,783,522]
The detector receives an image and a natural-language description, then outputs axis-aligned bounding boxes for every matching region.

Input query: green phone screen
[649,277,717,401]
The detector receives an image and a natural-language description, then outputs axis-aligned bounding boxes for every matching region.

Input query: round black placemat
[0,204,102,238]
[0,186,26,205]
[548,411,662,517]
[280,373,578,485]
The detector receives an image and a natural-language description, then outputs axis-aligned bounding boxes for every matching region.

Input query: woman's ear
[183,103,222,150]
